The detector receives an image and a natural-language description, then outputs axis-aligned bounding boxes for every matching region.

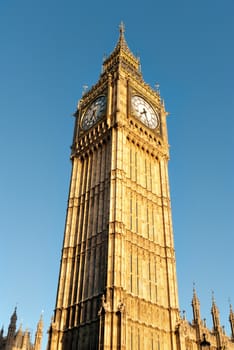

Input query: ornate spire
[115,21,131,53]
[22,328,30,348]
[191,283,201,323]
[211,291,221,329]
[7,307,17,339]
[114,21,135,56]
[102,22,141,75]
[34,313,43,350]
[10,307,17,324]
[15,324,23,348]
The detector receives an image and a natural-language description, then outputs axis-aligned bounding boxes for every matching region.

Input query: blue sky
[0,1,234,349]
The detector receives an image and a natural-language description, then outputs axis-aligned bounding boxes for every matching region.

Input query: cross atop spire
[119,21,125,36]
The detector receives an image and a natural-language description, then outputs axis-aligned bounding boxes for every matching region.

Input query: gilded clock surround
[131,95,159,129]
[81,95,107,130]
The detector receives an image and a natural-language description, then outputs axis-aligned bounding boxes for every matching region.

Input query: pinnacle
[192,282,199,303]
[115,21,133,56]
[102,23,140,74]
[10,307,17,322]
[212,290,216,305]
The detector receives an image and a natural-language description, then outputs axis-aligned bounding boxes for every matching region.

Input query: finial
[229,300,234,316]
[11,306,17,321]
[136,54,141,72]
[212,290,215,304]
[102,53,107,62]
[119,21,125,36]
[192,282,199,304]
[101,54,107,73]
[82,84,88,96]
[39,310,44,324]
[155,83,160,93]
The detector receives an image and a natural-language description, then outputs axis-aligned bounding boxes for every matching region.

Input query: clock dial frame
[131,95,159,129]
[81,95,106,130]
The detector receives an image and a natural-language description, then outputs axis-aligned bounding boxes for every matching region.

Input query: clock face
[131,95,159,129]
[81,95,106,130]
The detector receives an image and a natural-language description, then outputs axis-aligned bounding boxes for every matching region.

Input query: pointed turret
[34,314,43,350]
[22,328,30,349]
[9,307,17,331]
[211,292,221,330]
[102,22,141,77]
[192,285,201,324]
[113,22,134,56]
[211,292,225,349]
[229,304,234,340]
[15,324,23,348]
[7,308,17,340]
[6,307,17,349]
[191,286,203,346]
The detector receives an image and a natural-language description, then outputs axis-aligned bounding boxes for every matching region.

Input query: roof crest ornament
[212,290,216,305]
[192,282,199,299]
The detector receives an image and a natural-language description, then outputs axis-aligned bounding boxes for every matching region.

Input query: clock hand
[140,108,147,119]
[91,109,97,122]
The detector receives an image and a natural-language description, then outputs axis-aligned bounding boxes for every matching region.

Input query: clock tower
[47,23,180,350]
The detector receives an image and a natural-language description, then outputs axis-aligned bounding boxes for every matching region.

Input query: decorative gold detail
[81,95,107,130]
[131,95,159,129]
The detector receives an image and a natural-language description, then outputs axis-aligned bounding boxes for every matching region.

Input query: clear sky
[0,1,234,349]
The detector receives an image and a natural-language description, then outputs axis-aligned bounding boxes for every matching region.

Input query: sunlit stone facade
[47,25,234,350]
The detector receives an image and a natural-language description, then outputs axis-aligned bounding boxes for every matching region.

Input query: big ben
[47,23,180,350]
